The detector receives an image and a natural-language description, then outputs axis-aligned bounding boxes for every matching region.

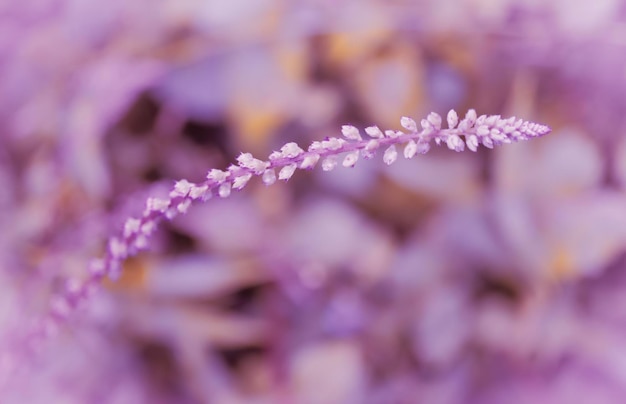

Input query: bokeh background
[3,0,626,402]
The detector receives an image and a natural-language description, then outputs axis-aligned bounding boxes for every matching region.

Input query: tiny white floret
[365,139,380,152]
[447,109,458,129]
[404,141,418,159]
[280,142,305,158]
[232,173,253,190]
[321,156,337,171]
[109,238,128,260]
[189,184,208,200]
[123,218,141,238]
[342,151,359,168]
[300,153,320,170]
[269,151,283,161]
[140,220,156,236]
[207,169,228,183]
[177,199,192,213]
[446,135,465,152]
[171,179,193,198]
[325,138,344,151]
[89,259,106,277]
[465,109,477,124]
[218,182,232,198]
[308,141,324,152]
[383,145,398,165]
[466,135,479,152]
[341,125,362,141]
[427,112,442,130]
[476,126,490,136]
[364,126,383,138]
[416,142,430,154]
[279,164,297,181]
[262,169,277,185]
[146,198,170,214]
[400,117,418,132]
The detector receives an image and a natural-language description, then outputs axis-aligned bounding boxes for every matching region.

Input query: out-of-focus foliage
[2,0,626,403]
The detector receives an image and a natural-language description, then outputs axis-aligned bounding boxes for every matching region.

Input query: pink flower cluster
[27,109,550,348]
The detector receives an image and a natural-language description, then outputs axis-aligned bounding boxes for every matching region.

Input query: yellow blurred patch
[104,255,148,291]
[274,41,309,83]
[229,104,286,152]
[549,246,575,281]
[352,40,425,128]
[324,29,390,68]
[228,44,307,152]
[321,4,393,71]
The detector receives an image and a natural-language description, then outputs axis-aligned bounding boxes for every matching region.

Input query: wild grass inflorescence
[25,108,550,352]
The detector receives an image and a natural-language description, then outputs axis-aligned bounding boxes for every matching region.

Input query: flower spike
[27,110,550,349]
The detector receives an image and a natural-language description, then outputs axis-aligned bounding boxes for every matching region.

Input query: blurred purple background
[3,0,626,403]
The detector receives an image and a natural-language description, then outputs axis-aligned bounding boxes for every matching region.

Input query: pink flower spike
[29,109,551,348]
